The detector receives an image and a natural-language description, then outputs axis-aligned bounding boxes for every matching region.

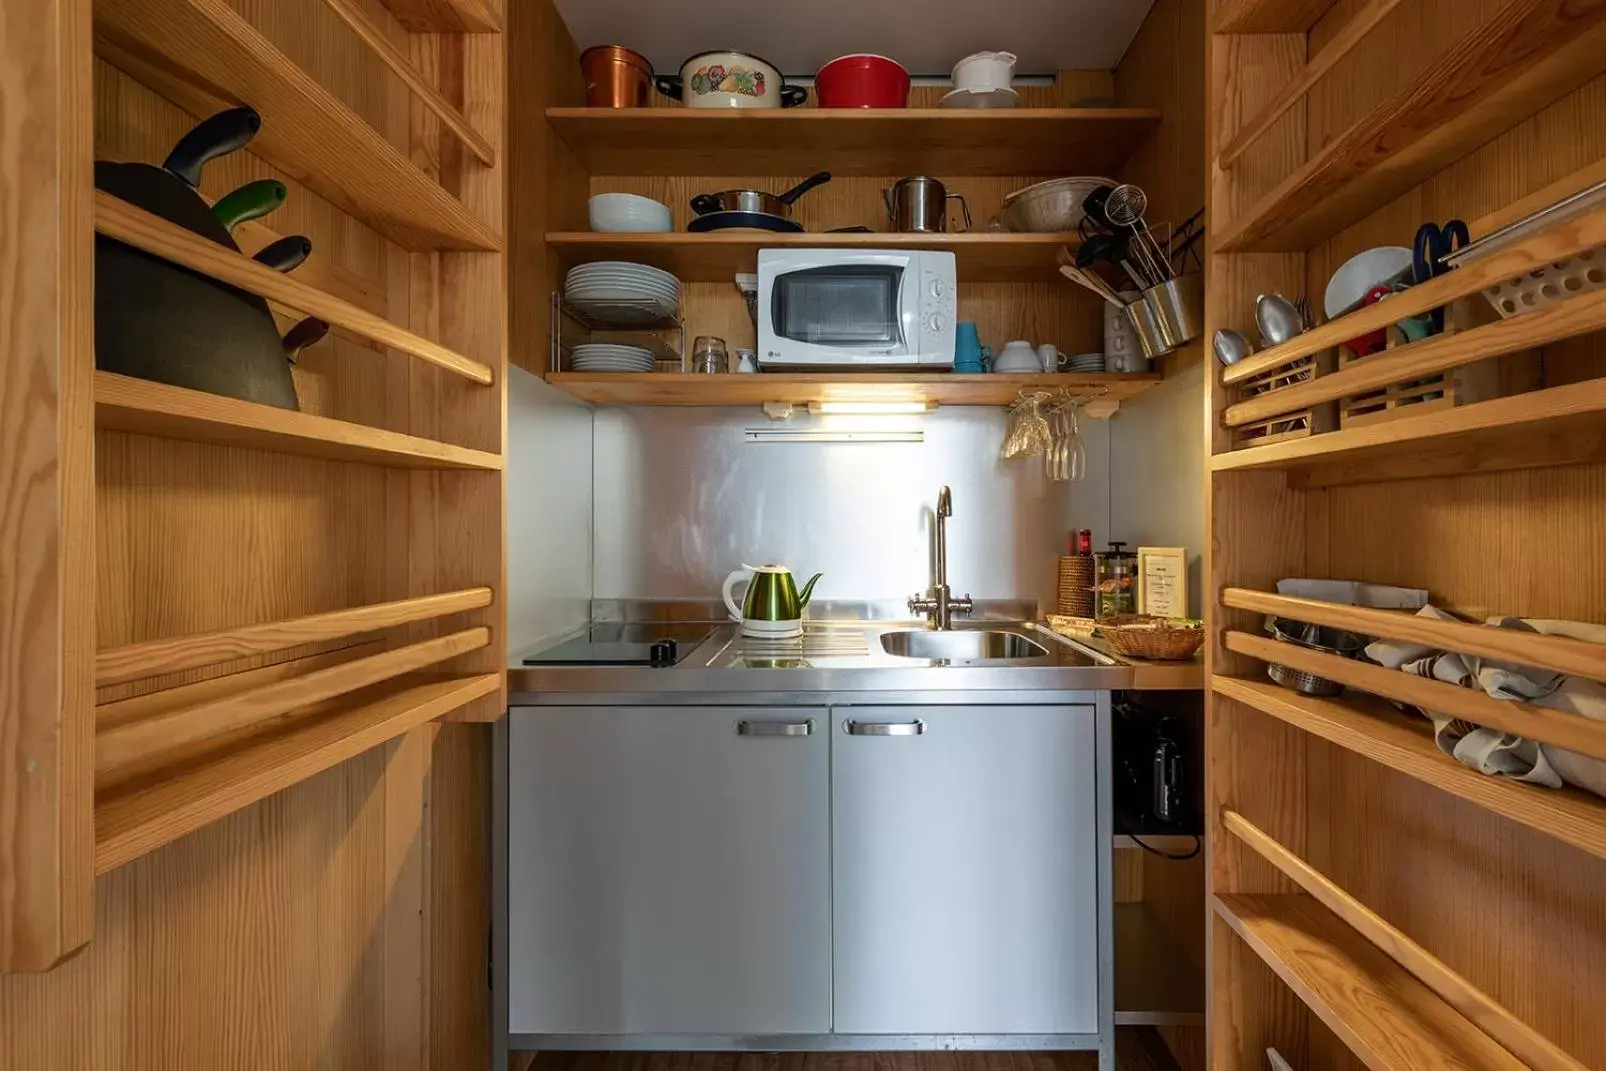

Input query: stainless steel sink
[879,628,1049,662]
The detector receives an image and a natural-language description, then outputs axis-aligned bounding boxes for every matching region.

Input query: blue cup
[954,322,990,373]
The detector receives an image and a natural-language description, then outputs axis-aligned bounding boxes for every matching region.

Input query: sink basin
[879,628,1049,662]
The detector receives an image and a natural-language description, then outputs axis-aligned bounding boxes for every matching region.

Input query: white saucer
[939,86,1020,109]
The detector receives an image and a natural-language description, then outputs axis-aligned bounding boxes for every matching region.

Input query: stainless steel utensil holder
[1124,273,1204,358]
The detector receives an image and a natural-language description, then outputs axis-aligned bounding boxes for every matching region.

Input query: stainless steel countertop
[509,618,1202,700]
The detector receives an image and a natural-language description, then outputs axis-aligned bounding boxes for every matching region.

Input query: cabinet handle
[737,719,814,737]
[844,719,926,736]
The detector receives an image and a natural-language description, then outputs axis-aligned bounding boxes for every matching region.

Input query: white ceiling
[553,0,1157,80]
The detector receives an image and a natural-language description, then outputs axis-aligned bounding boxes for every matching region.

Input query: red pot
[815,54,911,108]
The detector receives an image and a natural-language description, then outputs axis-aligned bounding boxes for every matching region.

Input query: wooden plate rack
[1209,1,1606,1067]
[4,0,505,976]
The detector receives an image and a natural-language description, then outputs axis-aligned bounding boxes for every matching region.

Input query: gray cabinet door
[508,706,831,1035]
[831,705,1100,1035]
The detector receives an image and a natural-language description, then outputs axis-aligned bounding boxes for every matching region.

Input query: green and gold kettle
[722,563,822,639]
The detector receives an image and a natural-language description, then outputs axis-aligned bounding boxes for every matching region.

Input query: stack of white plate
[565,262,680,326]
[1063,352,1106,373]
[570,343,656,373]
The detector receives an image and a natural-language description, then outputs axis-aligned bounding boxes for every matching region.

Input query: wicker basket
[1056,556,1095,617]
[1096,615,1205,661]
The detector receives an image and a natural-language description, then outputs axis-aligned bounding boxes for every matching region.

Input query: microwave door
[771,264,905,354]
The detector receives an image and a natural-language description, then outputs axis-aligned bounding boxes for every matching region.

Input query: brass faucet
[908,485,974,630]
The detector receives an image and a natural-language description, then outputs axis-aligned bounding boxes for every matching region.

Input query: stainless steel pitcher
[884,175,971,234]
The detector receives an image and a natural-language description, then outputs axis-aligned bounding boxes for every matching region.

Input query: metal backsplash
[591,405,1110,608]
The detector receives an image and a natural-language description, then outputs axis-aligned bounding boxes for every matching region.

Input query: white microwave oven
[757,249,957,368]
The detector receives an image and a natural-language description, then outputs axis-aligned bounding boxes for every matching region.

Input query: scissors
[1414,218,1470,330]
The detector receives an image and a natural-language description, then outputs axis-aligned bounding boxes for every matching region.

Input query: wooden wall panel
[0,0,95,972]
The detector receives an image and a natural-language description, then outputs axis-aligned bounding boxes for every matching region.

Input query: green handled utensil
[211,179,287,232]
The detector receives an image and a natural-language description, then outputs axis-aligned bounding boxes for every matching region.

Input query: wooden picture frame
[1137,546,1189,618]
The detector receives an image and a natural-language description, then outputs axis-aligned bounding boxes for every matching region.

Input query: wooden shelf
[543,372,1161,407]
[545,107,1163,178]
[1213,675,1606,861]
[96,588,494,687]
[1213,0,1606,251]
[1223,810,1590,1071]
[94,0,500,251]
[1220,200,1606,388]
[96,373,503,470]
[97,193,494,384]
[1223,628,1606,762]
[1114,902,1205,1026]
[1212,376,1606,485]
[95,672,499,873]
[1222,589,1606,685]
[1214,0,1339,32]
[96,628,489,776]
[548,232,1084,283]
[1213,893,1527,1070]
[377,0,501,32]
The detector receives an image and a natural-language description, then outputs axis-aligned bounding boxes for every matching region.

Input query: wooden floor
[522,1033,1181,1071]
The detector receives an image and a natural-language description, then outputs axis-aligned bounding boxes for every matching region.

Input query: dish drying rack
[549,291,687,373]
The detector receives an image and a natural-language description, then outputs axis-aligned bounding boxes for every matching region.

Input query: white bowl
[589,193,673,233]
[1324,245,1413,318]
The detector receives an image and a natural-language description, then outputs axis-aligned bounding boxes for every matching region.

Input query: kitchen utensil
[1105,183,1171,285]
[692,335,728,374]
[952,50,1017,93]
[211,179,286,232]
[95,105,300,411]
[1324,245,1414,318]
[1096,543,1139,619]
[815,54,910,108]
[884,175,971,234]
[281,317,328,364]
[736,273,759,324]
[691,172,832,229]
[1343,284,1393,356]
[1480,248,1606,319]
[1123,295,1169,361]
[954,322,991,372]
[1255,293,1305,346]
[1131,274,1204,353]
[252,235,311,273]
[1059,265,1125,307]
[722,564,822,638]
[1001,176,1114,233]
[1294,296,1316,330]
[580,45,654,107]
[588,192,672,233]
[1213,328,1254,367]
[1264,616,1366,696]
[688,210,802,233]
[736,348,758,373]
[993,340,1043,373]
[937,86,1020,109]
[1445,178,1606,268]
[656,51,806,109]
[1414,218,1470,329]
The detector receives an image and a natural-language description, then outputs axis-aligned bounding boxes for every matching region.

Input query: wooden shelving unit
[1213,893,1528,1070]
[543,371,1161,408]
[93,0,500,251]
[1207,7,1606,1064]
[548,232,1085,284]
[95,672,500,873]
[378,0,502,33]
[545,107,1163,177]
[1213,0,1606,252]
[96,373,503,469]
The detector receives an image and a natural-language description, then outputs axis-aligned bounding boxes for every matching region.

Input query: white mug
[993,339,1042,372]
[1038,344,1065,372]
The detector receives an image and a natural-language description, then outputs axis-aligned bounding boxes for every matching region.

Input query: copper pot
[581,46,653,108]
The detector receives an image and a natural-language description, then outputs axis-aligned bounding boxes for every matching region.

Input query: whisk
[1106,183,1173,285]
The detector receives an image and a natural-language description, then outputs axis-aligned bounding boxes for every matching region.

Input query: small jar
[1095,541,1138,619]
[691,335,727,374]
